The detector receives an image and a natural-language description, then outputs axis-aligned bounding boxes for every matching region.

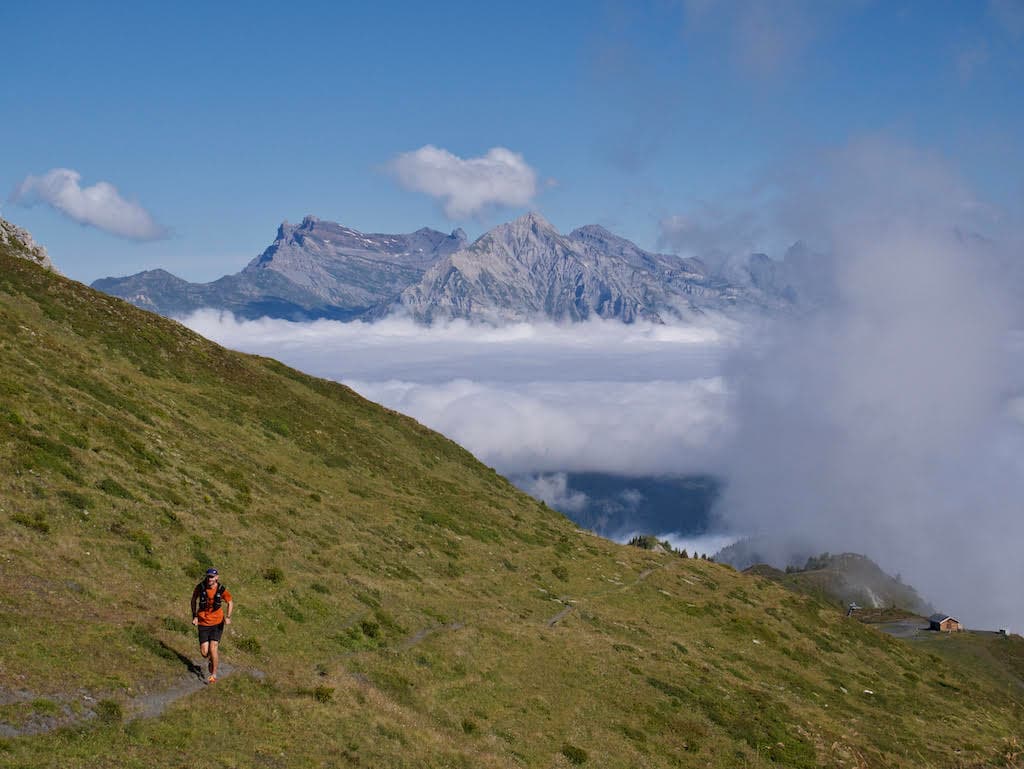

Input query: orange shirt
[195,585,232,626]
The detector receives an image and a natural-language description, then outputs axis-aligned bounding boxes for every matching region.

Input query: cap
[206,568,219,576]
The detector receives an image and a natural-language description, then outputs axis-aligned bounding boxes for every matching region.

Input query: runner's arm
[190,587,199,625]
[224,598,234,624]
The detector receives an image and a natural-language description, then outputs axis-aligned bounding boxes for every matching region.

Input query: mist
[713,140,1024,630]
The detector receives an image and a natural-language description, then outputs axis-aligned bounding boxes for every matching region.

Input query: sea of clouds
[182,312,743,560]
[182,313,738,478]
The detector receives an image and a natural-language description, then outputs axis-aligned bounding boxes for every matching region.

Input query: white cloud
[180,312,735,476]
[658,205,763,267]
[387,145,540,219]
[516,473,589,513]
[344,376,728,476]
[619,489,644,509]
[11,168,167,241]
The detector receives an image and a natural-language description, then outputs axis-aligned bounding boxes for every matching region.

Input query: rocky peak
[0,217,56,271]
[514,210,556,234]
[276,220,294,241]
[485,211,561,249]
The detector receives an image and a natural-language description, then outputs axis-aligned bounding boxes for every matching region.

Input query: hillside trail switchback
[546,555,676,627]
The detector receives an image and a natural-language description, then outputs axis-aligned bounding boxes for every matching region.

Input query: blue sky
[2,0,1022,283]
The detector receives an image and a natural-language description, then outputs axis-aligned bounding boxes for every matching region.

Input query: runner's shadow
[158,641,206,681]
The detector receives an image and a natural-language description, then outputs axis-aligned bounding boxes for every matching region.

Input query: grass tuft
[562,744,588,764]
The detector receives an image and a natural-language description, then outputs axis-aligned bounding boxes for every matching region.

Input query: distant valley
[512,472,719,542]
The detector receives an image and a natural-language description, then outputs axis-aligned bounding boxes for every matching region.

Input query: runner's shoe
[208,675,217,683]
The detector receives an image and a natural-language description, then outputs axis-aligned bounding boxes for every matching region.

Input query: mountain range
[93,213,804,324]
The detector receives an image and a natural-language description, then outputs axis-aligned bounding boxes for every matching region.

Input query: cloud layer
[387,145,540,219]
[181,312,734,476]
[11,168,167,241]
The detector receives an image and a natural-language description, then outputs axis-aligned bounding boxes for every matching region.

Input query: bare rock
[0,217,56,272]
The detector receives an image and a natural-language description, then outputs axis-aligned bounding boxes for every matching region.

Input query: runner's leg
[209,641,219,678]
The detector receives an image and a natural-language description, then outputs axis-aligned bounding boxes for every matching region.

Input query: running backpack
[195,581,227,612]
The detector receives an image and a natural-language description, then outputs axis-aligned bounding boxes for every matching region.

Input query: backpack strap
[196,581,228,612]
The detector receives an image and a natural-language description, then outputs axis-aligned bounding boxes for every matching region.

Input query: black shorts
[198,622,224,644]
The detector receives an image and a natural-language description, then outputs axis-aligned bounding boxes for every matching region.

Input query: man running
[191,567,234,683]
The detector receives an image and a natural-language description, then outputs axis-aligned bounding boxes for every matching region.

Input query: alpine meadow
[2,226,1023,768]
[4,3,1024,766]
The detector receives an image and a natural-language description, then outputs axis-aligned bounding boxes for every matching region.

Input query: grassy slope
[744,554,931,616]
[0,242,1022,768]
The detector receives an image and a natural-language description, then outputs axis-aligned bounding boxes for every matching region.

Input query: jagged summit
[500,211,562,237]
[465,211,573,266]
[391,212,793,324]
[94,216,466,320]
[93,213,796,324]
[513,210,555,229]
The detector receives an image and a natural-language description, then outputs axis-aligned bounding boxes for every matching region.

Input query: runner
[190,567,233,683]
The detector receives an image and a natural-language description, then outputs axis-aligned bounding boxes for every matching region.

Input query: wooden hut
[928,613,963,632]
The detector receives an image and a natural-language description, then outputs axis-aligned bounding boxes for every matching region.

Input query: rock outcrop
[0,217,55,271]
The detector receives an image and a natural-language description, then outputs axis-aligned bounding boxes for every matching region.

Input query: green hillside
[745,553,933,616]
[1,236,1022,768]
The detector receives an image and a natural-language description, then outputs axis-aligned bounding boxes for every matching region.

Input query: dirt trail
[546,605,574,627]
[3,617,465,739]
[130,661,267,720]
[544,558,672,627]
[0,660,264,738]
